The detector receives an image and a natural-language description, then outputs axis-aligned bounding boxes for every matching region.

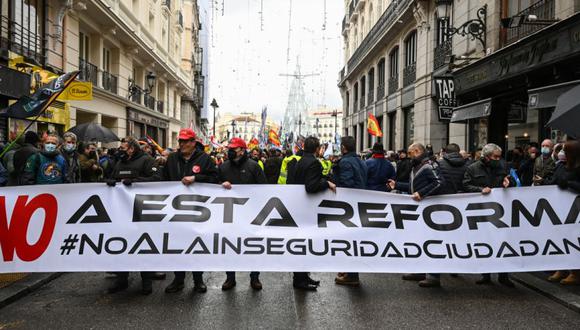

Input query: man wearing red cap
[161,128,219,294]
[219,137,267,291]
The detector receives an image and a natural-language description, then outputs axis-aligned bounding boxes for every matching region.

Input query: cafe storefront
[452,12,580,152]
[126,107,169,148]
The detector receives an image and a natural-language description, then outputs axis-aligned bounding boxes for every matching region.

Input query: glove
[106,179,116,187]
[122,178,133,186]
[557,178,568,190]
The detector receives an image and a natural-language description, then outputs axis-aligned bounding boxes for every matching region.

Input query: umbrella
[67,123,120,143]
[547,85,580,138]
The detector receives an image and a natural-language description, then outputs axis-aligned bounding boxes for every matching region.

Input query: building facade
[215,112,280,143]
[340,0,580,155]
[0,0,205,149]
[306,108,343,144]
[449,0,580,152]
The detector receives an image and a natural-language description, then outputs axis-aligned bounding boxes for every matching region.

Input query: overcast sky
[208,0,344,123]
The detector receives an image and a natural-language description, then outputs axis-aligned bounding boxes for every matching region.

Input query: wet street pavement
[0,272,579,329]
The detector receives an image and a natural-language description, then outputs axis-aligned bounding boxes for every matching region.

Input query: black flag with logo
[0,71,79,119]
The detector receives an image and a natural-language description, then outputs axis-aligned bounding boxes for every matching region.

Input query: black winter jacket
[396,158,412,183]
[111,149,157,182]
[463,159,512,192]
[218,155,267,184]
[438,152,468,194]
[13,143,38,184]
[287,152,328,193]
[264,157,282,184]
[161,149,218,183]
[395,157,442,198]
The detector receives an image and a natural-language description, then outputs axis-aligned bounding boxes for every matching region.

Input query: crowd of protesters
[0,128,578,294]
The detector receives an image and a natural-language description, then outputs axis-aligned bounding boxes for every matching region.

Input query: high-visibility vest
[319,159,332,176]
[257,159,264,170]
[277,155,301,184]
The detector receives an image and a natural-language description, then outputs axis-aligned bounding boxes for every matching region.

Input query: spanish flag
[268,129,281,146]
[367,113,383,137]
[248,137,259,149]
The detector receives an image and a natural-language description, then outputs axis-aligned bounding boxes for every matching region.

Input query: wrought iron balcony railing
[101,71,118,94]
[434,38,452,70]
[79,58,99,86]
[144,94,156,111]
[403,64,416,87]
[377,81,385,100]
[156,100,164,114]
[388,75,398,95]
[506,0,555,46]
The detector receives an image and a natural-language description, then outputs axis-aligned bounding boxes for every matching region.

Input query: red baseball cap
[178,128,196,140]
[228,137,247,149]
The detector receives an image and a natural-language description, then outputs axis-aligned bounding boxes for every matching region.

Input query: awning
[528,80,580,109]
[450,98,492,123]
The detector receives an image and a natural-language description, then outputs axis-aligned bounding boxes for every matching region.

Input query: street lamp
[435,0,487,49]
[146,72,156,92]
[231,120,237,138]
[331,110,339,143]
[210,98,219,137]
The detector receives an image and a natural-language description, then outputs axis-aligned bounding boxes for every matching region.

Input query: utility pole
[298,114,302,137]
[332,110,338,144]
[210,98,219,137]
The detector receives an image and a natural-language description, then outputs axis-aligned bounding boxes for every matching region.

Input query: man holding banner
[463,143,515,287]
[162,128,219,294]
[106,136,159,294]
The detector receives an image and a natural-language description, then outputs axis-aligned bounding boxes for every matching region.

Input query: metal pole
[212,105,216,137]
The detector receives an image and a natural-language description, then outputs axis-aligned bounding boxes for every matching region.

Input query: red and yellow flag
[248,137,259,149]
[268,129,281,146]
[367,113,383,137]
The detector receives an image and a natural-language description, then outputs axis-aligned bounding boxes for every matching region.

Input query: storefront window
[468,118,488,152]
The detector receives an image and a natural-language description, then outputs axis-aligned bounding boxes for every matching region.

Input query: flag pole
[0,71,80,159]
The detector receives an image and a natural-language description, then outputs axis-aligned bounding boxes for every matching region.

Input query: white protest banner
[0,183,578,273]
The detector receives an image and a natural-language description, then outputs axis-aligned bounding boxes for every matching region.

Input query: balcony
[101,71,118,94]
[349,0,359,22]
[359,95,365,110]
[402,64,416,87]
[1,15,44,65]
[368,89,374,105]
[347,0,412,76]
[377,81,385,100]
[434,38,452,70]
[79,58,99,86]
[129,85,142,104]
[353,99,359,113]
[388,75,399,95]
[144,94,156,111]
[342,16,349,35]
[178,11,184,29]
[156,100,165,114]
[506,0,555,46]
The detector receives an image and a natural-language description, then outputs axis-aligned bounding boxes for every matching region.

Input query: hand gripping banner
[0,183,578,273]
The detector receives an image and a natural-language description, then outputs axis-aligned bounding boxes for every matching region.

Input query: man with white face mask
[533,139,555,185]
[22,133,68,185]
[60,132,82,183]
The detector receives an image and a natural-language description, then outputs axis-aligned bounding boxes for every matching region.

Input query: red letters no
[0,194,58,262]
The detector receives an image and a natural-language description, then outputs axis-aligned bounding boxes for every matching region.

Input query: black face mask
[227,150,238,161]
[117,149,129,161]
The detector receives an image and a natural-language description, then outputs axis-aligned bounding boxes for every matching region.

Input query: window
[389,47,399,78]
[368,68,375,104]
[507,0,532,16]
[10,0,44,61]
[436,18,450,46]
[405,31,417,67]
[377,58,386,99]
[354,82,359,111]
[345,91,350,116]
[102,48,111,72]
[360,75,366,108]
[79,32,90,61]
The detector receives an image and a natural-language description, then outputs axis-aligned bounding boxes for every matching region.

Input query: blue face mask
[64,143,76,152]
[541,147,551,156]
[44,143,57,153]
